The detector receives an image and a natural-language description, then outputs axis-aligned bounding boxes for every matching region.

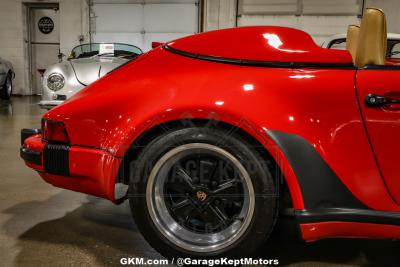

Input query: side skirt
[301,221,400,241]
[297,208,400,225]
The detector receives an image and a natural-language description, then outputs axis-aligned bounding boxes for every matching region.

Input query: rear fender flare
[116,108,305,210]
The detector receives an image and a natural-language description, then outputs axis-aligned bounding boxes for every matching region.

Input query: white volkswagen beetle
[39,43,142,109]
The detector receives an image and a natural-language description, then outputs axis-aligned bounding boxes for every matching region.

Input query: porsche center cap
[196,191,207,202]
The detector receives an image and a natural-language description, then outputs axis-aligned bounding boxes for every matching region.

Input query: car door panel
[356,69,400,204]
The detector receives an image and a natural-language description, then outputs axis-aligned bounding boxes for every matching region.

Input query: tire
[0,74,12,100]
[129,126,278,258]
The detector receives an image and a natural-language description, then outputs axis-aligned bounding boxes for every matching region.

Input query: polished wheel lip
[146,143,255,253]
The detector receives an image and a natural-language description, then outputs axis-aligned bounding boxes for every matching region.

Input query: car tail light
[42,119,69,144]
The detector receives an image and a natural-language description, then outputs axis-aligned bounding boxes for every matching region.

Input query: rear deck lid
[166,26,352,64]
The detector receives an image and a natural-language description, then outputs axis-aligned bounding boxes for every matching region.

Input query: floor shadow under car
[3,194,400,266]
[3,194,161,266]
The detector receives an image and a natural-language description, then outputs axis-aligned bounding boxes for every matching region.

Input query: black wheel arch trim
[265,130,400,226]
[266,130,368,210]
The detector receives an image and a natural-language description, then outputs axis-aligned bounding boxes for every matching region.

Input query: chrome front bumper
[38,100,64,110]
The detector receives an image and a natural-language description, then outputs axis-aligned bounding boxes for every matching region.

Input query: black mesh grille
[43,144,69,176]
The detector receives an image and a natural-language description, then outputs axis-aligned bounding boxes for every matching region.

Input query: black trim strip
[267,130,367,210]
[363,64,400,70]
[31,42,60,45]
[164,45,355,69]
[20,147,42,165]
[297,208,400,225]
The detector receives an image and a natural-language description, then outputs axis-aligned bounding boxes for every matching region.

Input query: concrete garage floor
[1,96,400,267]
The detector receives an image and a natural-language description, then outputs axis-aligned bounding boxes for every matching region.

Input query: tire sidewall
[0,74,12,100]
[129,127,278,258]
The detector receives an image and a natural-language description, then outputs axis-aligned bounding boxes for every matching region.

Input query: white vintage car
[0,57,15,100]
[39,43,142,109]
[322,33,400,56]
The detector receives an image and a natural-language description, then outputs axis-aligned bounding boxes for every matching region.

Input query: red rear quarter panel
[43,47,399,211]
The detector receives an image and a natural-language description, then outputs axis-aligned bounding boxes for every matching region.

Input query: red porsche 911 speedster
[21,8,400,258]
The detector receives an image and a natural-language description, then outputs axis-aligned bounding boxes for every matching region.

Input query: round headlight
[47,73,65,91]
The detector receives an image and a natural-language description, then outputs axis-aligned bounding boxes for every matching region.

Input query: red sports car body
[21,22,400,257]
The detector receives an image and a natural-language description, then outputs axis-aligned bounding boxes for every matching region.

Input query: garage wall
[367,0,400,33]
[203,0,236,30]
[90,0,199,51]
[0,0,88,95]
[204,0,400,45]
[237,0,361,45]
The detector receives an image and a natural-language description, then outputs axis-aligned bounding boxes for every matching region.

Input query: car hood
[70,57,129,86]
[167,26,352,64]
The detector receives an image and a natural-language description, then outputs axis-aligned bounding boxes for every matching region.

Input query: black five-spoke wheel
[164,152,245,234]
[129,127,277,258]
[147,143,255,253]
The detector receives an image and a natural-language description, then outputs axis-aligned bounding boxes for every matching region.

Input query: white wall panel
[239,15,299,28]
[93,4,143,32]
[238,0,362,45]
[302,0,360,15]
[93,0,196,3]
[367,0,400,33]
[92,0,199,51]
[144,4,197,32]
[301,16,360,44]
[203,0,236,31]
[240,0,298,15]
[239,14,359,45]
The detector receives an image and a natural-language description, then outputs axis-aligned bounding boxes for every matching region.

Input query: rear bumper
[20,147,41,165]
[20,129,122,202]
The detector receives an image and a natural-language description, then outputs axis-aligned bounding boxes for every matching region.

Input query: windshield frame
[69,43,143,59]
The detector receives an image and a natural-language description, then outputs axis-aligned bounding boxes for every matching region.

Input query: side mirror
[58,53,65,62]
[67,51,76,60]
[152,42,163,49]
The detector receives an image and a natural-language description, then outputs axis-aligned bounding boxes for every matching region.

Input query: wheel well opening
[117,118,293,211]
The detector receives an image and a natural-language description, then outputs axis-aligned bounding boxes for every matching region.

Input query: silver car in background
[0,57,15,100]
[39,43,142,109]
